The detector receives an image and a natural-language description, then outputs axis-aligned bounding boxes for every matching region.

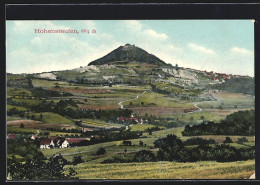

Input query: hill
[8,44,254,97]
[88,44,167,66]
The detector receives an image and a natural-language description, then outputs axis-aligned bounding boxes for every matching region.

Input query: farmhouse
[82,127,94,132]
[66,138,88,145]
[31,135,40,140]
[40,138,55,149]
[7,133,16,139]
[59,139,69,148]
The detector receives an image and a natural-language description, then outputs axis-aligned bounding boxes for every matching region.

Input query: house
[82,127,94,132]
[7,133,16,139]
[31,135,40,140]
[60,139,70,148]
[40,138,55,149]
[118,116,139,123]
[66,138,88,145]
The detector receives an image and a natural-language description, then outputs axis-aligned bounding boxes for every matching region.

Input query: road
[119,90,147,109]
[188,93,220,114]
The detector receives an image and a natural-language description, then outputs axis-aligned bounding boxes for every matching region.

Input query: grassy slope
[123,91,194,108]
[25,112,75,125]
[129,124,165,131]
[166,111,223,123]
[11,98,43,107]
[7,127,81,136]
[41,126,255,162]
[198,92,255,109]
[31,79,70,88]
[7,127,38,134]
[81,119,122,128]
[66,160,254,179]
[7,104,28,112]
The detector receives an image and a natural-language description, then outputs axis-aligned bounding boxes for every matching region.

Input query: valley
[6,44,255,180]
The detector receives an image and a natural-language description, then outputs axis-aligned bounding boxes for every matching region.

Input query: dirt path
[188,93,220,114]
[119,90,147,109]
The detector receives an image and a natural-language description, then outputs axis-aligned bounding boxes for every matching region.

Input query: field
[190,135,255,143]
[7,88,32,97]
[7,104,28,112]
[7,127,39,134]
[81,119,122,128]
[31,79,71,88]
[164,111,223,123]
[123,91,195,108]
[129,124,165,131]
[11,98,43,106]
[143,127,185,138]
[25,112,75,126]
[198,92,254,110]
[7,112,78,131]
[65,160,255,179]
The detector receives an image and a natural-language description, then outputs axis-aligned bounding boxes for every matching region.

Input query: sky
[6,20,254,76]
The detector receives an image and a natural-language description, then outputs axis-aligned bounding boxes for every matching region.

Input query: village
[7,114,149,149]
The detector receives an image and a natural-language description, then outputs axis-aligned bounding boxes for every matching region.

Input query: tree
[123,140,132,146]
[237,137,248,144]
[31,115,35,120]
[40,113,43,120]
[72,156,83,165]
[223,137,233,144]
[134,150,156,162]
[7,154,77,180]
[96,147,106,155]
[154,134,184,161]
[20,123,25,128]
[175,64,179,70]
[141,102,144,106]
[139,140,144,147]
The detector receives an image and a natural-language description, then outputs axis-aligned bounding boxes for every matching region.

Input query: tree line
[102,134,254,164]
[182,110,255,136]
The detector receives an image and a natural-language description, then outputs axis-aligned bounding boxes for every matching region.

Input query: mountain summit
[88,44,167,66]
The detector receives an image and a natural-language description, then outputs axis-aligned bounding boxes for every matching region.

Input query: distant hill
[88,44,167,66]
[213,77,255,95]
[11,43,254,97]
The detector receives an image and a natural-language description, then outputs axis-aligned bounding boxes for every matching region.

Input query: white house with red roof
[7,133,16,139]
[31,135,40,140]
[60,139,70,148]
[40,138,55,149]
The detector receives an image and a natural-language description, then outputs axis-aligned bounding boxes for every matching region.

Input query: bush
[153,135,254,163]
[7,154,77,180]
[184,137,216,146]
[96,147,106,155]
[182,110,255,136]
[72,156,83,165]
[154,134,184,161]
[214,144,238,162]
[237,137,249,144]
[134,150,156,162]
[20,123,25,128]
[223,137,233,143]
